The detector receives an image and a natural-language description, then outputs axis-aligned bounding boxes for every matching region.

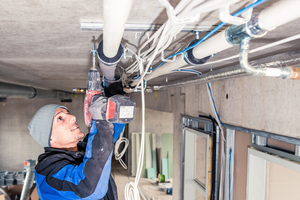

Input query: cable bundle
[125,0,242,88]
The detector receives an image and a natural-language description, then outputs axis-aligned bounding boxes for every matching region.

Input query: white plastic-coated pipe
[258,0,300,31]
[192,31,233,61]
[103,0,133,58]
[144,57,186,81]
[142,31,233,82]
[142,0,300,82]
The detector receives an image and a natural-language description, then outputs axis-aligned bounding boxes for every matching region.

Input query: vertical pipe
[103,0,133,58]
[224,129,235,200]
[215,125,220,200]
[20,160,36,200]
[180,117,187,200]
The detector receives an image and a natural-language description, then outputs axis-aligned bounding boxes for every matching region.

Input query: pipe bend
[239,38,292,79]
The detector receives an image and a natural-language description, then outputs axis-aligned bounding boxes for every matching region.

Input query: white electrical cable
[125,0,247,90]
[124,55,146,200]
[114,128,129,169]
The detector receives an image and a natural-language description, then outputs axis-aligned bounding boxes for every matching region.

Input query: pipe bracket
[97,41,124,66]
[184,40,211,66]
[226,13,268,45]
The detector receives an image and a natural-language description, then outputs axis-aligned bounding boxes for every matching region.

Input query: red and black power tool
[84,67,101,127]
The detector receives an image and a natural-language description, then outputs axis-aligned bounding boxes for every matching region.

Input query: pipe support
[184,40,211,66]
[226,13,267,45]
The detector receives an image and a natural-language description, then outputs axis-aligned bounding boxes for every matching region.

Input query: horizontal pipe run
[239,38,300,79]
[140,31,233,84]
[154,68,246,90]
[258,0,300,31]
[142,0,300,83]
[0,82,72,100]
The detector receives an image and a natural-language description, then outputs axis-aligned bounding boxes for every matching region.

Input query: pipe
[154,51,300,90]
[20,160,36,200]
[258,0,300,31]
[97,0,132,85]
[142,0,300,82]
[0,82,73,100]
[154,68,246,90]
[103,0,133,58]
[239,37,300,79]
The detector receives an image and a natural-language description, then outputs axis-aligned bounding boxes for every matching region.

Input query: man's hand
[89,94,135,123]
[89,95,108,120]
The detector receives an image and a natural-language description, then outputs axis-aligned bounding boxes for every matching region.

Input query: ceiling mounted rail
[80,22,214,32]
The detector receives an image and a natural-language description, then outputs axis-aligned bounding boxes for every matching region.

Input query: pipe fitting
[239,38,293,79]
[184,40,211,66]
[226,13,268,45]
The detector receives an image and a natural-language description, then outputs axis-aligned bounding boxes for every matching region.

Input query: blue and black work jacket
[34,120,125,200]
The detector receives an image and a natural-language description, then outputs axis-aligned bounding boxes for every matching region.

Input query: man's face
[50,108,85,149]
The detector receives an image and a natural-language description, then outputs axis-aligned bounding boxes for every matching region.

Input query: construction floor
[111,164,173,200]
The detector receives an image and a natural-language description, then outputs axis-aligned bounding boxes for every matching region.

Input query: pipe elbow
[239,38,293,79]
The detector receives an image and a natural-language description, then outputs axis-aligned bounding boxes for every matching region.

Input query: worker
[27,94,125,199]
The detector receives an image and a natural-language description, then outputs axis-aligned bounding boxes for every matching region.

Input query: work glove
[89,95,107,120]
[89,94,136,123]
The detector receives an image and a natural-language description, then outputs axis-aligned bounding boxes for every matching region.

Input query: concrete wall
[130,75,300,200]
[0,94,87,171]
[1,74,300,199]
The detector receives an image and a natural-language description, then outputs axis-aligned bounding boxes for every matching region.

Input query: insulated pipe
[0,82,72,100]
[141,0,300,82]
[103,0,132,58]
[258,0,300,31]
[129,31,232,86]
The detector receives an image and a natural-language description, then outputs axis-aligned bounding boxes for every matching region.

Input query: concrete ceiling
[1,0,300,93]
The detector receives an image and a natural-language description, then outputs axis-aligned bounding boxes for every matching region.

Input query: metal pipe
[20,160,36,200]
[142,0,300,82]
[154,68,246,90]
[214,124,220,200]
[239,38,300,79]
[103,0,133,58]
[0,82,72,100]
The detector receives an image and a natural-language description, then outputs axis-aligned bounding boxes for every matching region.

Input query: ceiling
[1,0,300,93]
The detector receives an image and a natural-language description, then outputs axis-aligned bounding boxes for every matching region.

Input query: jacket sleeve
[113,123,125,143]
[36,120,115,200]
